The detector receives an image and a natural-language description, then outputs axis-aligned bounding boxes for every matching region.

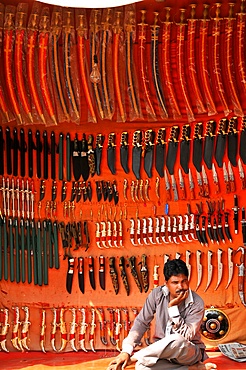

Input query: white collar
[162,285,194,308]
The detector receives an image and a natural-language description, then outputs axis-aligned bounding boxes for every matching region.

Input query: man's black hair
[164,259,189,281]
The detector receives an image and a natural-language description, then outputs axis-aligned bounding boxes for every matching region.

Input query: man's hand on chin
[169,290,189,307]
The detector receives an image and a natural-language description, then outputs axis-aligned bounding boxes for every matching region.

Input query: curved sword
[199,4,217,115]
[89,9,104,119]
[69,308,78,352]
[138,10,156,119]
[4,6,23,124]
[214,248,223,291]
[125,8,140,119]
[225,247,234,289]
[236,246,246,307]
[225,3,243,116]
[78,307,88,352]
[50,9,69,121]
[236,1,246,99]
[63,9,80,121]
[162,7,181,118]
[101,8,114,120]
[112,10,126,122]
[211,3,230,116]
[177,9,194,122]
[187,4,206,114]
[15,5,33,123]
[195,250,202,291]
[204,250,213,292]
[20,306,31,351]
[27,4,45,123]
[38,8,57,125]
[151,12,168,118]
[76,10,97,122]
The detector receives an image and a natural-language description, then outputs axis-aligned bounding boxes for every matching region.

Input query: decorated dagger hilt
[232,194,240,234]
[69,307,78,352]
[95,222,102,249]
[0,308,10,352]
[40,309,46,353]
[236,246,246,307]
[11,306,21,351]
[153,264,159,288]
[20,306,31,351]
[121,308,130,338]
[50,307,58,352]
[89,307,96,352]
[97,307,107,346]
[130,218,137,246]
[115,308,122,352]
[57,307,67,352]
[78,307,88,352]
[107,308,116,346]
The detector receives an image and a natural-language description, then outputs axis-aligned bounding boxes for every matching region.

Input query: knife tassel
[162,22,181,118]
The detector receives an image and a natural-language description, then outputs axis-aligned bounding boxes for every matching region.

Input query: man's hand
[106,352,131,370]
[168,290,189,307]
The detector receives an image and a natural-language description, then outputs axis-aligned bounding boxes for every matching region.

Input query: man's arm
[168,291,205,341]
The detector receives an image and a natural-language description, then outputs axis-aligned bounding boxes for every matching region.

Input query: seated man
[107,259,217,370]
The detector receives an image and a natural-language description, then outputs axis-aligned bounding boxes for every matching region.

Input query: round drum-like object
[200,307,230,341]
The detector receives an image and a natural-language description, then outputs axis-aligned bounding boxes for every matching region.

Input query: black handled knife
[132,130,142,180]
[155,128,166,178]
[180,124,191,175]
[166,125,180,175]
[203,120,216,170]
[107,132,116,175]
[143,129,155,178]
[120,131,129,174]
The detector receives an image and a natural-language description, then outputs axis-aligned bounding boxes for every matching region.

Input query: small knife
[107,132,116,175]
[120,131,129,174]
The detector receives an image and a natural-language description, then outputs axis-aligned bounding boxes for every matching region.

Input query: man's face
[165,273,189,300]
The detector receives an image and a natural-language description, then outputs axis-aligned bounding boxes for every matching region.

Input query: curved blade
[132,147,142,180]
[155,144,165,178]
[240,130,246,164]
[203,136,214,170]
[215,134,227,168]
[228,133,238,167]
[192,138,202,172]
[120,146,129,174]
[166,142,178,175]
[180,141,190,174]
[107,147,116,175]
[144,147,154,178]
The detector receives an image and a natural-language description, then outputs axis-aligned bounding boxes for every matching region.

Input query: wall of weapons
[1,0,246,354]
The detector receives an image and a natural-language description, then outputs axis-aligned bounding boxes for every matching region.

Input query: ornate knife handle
[169,125,180,142]
[121,131,128,146]
[205,120,216,137]
[108,132,116,147]
[156,127,166,144]
[218,118,228,134]
[194,122,203,139]
[181,124,191,141]
[133,130,142,147]
[96,133,104,148]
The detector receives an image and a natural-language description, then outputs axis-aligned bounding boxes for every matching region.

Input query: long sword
[161,7,181,118]
[76,10,97,123]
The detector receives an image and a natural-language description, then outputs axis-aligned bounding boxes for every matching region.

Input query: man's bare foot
[189,362,217,370]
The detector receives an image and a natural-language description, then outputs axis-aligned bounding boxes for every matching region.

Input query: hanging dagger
[227,116,238,167]
[166,126,180,175]
[143,129,155,178]
[180,124,191,175]
[215,118,228,168]
[132,130,142,180]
